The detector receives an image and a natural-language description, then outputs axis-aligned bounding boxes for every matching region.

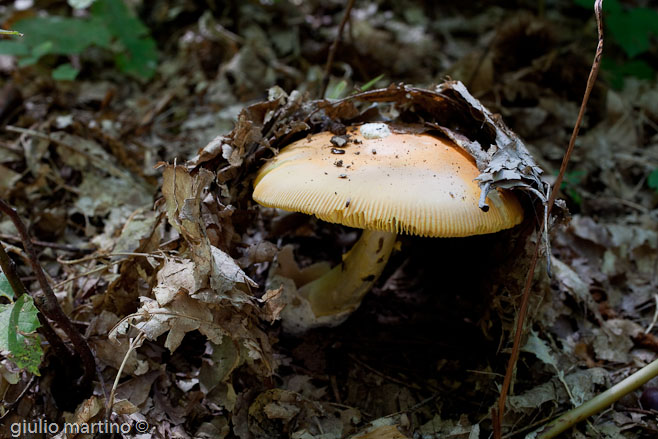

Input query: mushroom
[254,123,523,332]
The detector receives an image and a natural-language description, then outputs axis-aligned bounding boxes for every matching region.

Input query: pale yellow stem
[299,229,397,317]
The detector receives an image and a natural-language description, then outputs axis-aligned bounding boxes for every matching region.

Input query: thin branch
[645,294,658,334]
[546,0,604,215]
[494,238,542,439]
[0,199,96,388]
[0,375,35,421]
[0,234,92,253]
[106,331,146,422]
[320,0,356,98]
[535,358,658,438]
[494,0,604,436]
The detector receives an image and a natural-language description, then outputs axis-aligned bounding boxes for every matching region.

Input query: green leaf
[648,169,658,192]
[602,58,655,90]
[4,2,156,79]
[0,41,30,56]
[31,41,55,59]
[91,0,158,79]
[0,273,15,300]
[574,0,658,58]
[52,63,80,80]
[91,0,148,42]
[17,56,39,67]
[608,8,658,58]
[13,16,112,56]
[359,74,385,92]
[114,37,158,79]
[326,80,348,100]
[0,294,43,375]
[559,170,585,206]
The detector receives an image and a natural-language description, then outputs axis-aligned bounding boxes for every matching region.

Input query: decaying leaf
[111,294,223,352]
[160,164,257,305]
[522,330,559,371]
[418,414,480,439]
[351,424,409,439]
[199,338,241,393]
[247,389,348,439]
[508,368,608,412]
[260,286,285,323]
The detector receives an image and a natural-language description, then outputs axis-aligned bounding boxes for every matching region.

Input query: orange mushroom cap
[254,124,523,237]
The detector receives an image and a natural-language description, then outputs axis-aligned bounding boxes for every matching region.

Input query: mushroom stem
[299,229,397,317]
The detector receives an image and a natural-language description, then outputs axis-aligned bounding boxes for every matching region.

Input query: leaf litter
[0,1,657,438]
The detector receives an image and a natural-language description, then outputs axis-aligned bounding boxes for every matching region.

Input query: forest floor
[1,1,658,438]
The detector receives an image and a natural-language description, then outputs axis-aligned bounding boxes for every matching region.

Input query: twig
[0,234,92,253]
[501,412,560,438]
[0,29,22,36]
[494,0,604,436]
[321,0,356,98]
[493,239,541,438]
[384,393,441,418]
[0,375,35,420]
[54,259,123,288]
[106,332,146,420]
[646,294,658,334]
[0,199,96,388]
[533,358,658,438]
[546,1,604,213]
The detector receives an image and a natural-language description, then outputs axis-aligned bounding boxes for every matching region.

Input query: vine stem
[493,0,604,436]
[0,198,96,388]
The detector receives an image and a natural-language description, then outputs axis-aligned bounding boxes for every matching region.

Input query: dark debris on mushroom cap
[253,124,524,237]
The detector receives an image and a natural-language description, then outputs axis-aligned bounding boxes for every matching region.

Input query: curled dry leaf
[191,82,548,212]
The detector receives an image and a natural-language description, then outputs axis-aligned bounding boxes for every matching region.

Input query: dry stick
[493,0,604,437]
[0,233,92,253]
[320,0,356,98]
[534,358,658,438]
[0,199,96,387]
[0,375,35,421]
[106,332,145,422]
[493,241,542,439]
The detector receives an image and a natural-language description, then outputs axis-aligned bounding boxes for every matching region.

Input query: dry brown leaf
[351,425,408,439]
[261,286,285,323]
